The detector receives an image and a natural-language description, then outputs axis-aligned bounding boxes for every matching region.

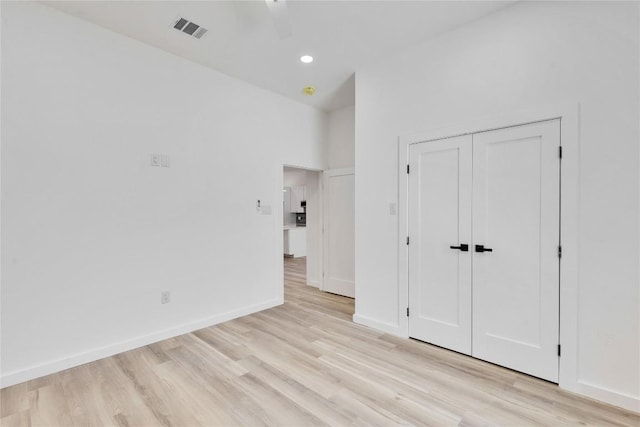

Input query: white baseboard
[307,279,320,288]
[352,313,403,336]
[568,380,640,413]
[1,298,282,389]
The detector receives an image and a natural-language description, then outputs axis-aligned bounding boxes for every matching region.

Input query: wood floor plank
[160,345,270,426]
[1,256,638,426]
[57,364,115,427]
[0,410,31,427]
[113,349,202,427]
[85,357,162,426]
[151,360,246,426]
[238,354,358,426]
[27,383,74,427]
[0,382,29,419]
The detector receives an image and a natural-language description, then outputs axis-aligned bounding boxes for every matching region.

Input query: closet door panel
[408,135,472,355]
[472,119,560,382]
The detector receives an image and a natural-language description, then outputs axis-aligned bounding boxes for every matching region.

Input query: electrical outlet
[161,291,171,304]
[161,155,170,168]
[389,202,397,215]
[151,154,161,167]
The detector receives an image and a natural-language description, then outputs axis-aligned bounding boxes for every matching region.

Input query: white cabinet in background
[283,187,292,224]
[290,186,305,213]
[284,227,306,258]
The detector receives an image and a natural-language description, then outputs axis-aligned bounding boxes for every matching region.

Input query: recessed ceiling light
[300,55,314,64]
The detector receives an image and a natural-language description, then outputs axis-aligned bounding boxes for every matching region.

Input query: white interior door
[472,119,560,382]
[408,135,473,355]
[323,168,355,298]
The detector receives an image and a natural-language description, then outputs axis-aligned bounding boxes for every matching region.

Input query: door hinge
[558,344,561,357]
[407,164,410,174]
[406,307,410,317]
[558,245,562,258]
[406,236,410,245]
[559,146,563,159]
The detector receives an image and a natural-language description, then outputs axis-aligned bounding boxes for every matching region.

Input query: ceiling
[45,1,514,112]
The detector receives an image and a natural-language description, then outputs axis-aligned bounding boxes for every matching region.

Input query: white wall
[0,2,327,386]
[283,167,308,188]
[354,1,639,411]
[327,105,355,169]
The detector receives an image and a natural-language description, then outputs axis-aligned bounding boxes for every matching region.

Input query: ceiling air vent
[173,17,208,39]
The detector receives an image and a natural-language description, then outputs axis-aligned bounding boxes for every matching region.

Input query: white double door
[408,120,560,382]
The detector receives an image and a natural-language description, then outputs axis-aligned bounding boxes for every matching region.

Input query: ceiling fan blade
[264,0,292,39]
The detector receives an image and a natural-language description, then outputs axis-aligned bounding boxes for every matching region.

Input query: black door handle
[450,244,469,252]
[475,244,493,253]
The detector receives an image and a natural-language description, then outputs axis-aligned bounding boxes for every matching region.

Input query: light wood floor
[2,257,638,426]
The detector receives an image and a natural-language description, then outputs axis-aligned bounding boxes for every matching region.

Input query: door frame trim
[398,103,579,396]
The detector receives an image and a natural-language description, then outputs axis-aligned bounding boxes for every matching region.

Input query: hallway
[284,256,354,322]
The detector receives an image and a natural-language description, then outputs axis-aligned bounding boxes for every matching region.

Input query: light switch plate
[151,154,161,167]
[389,202,397,215]
[161,155,170,167]
[161,291,170,304]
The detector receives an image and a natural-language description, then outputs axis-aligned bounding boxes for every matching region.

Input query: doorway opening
[282,166,322,293]
[281,165,355,310]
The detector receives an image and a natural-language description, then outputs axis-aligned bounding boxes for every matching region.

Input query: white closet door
[409,135,473,355]
[472,119,560,382]
[323,168,355,298]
